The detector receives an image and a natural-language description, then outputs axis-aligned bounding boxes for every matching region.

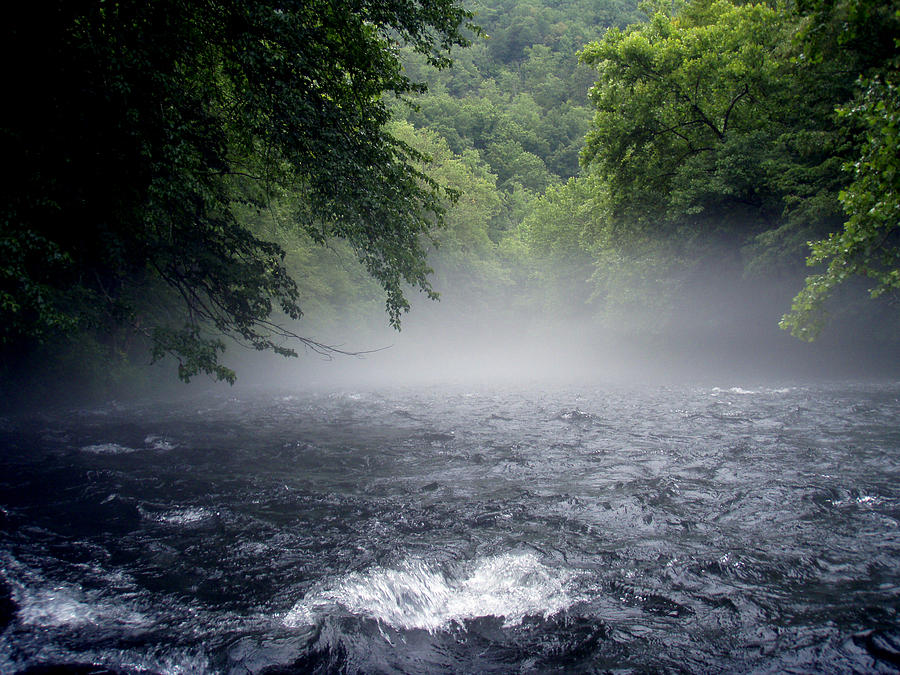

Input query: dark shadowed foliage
[0,0,475,391]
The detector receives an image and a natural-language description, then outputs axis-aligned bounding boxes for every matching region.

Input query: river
[1,382,900,673]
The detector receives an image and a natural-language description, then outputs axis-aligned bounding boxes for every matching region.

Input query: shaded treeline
[2,0,899,407]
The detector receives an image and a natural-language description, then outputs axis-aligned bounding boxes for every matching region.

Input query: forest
[2,0,899,403]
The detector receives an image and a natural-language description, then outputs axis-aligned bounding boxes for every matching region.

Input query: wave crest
[284,552,577,632]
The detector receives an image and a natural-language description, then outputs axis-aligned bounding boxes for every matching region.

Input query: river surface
[2,382,900,673]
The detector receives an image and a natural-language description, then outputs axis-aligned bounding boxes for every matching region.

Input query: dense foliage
[3,0,899,398]
[780,0,900,339]
[567,0,849,329]
[566,0,898,339]
[1,0,474,385]
[387,0,900,349]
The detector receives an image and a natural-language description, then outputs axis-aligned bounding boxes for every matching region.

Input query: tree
[579,0,796,244]
[780,0,900,339]
[0,0,475,384]
[781,77,900,339]
[575,0,878,335]
[518,176,598,316]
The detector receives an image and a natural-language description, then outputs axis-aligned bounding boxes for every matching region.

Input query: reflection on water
[1,383,900,672]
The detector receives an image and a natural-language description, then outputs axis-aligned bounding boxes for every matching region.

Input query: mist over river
[2,382,900,673]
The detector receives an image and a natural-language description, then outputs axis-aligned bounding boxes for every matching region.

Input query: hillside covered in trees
[2,0,899,402]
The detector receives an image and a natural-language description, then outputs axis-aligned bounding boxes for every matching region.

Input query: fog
[230,271,900,394]
[7,262,897,414]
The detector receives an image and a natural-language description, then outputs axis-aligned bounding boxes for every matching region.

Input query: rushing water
[2,382,900,673]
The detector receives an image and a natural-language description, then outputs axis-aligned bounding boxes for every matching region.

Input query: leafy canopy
[575,0,899,337]
[781,0,900,338]
[579,0,796,241]
[1,0,475,382]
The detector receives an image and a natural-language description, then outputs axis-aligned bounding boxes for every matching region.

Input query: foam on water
[15,583,150,629]
[140,506,213,526]
[0,642,209,675]
[710,386,796,395]
[829,493,888,508]
[80,442,141,455]
[144,434,177,450]
[2,556,150,631]
[284,551,578,632]
[0,554,212,673]
[81,435,177,454]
